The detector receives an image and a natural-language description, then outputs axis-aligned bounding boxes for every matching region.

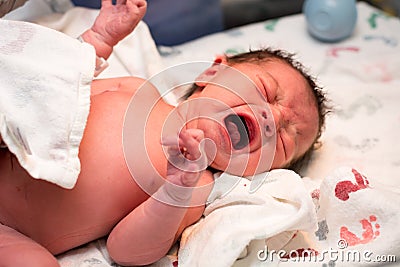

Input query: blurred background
[74,0,400,45]
[71,0,306,45]
[2,0,399,45]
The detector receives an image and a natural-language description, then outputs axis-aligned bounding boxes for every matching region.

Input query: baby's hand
[83,0,146,59]
[162,129,207,188]
[93,0,146,46]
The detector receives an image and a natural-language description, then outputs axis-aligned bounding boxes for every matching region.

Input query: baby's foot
[340,215,380,246]
[335,168,369,201]
[81,0,147,59]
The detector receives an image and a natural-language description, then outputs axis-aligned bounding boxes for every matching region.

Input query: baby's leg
[0,224,59,267]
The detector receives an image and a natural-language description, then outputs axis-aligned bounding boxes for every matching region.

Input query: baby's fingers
[179,130,204,161]
[101,0,113,7]
[125,0,146,7]
[179,130,209,172]
[161,129,204,158]
[161,130,208,172]
[125,0,147,13]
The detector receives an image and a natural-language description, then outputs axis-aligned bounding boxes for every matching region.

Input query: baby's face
[186,59,319,175]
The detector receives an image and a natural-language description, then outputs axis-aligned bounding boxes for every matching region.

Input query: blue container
[303,0,358,42]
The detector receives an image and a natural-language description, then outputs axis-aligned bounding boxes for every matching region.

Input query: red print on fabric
[311,189,320,200]
[335,169,369,201]
[365,62,393,82]
[340,215,380,246]
[327,46,360,58]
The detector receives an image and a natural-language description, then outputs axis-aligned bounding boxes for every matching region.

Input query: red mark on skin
[335,169,369,201]
[340,215,380,246]
[172,260,178,267]
[327,46,360,58]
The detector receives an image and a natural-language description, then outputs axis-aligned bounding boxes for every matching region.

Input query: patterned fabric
[277,167,400,267]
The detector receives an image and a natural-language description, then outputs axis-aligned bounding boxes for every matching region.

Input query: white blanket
[171,167,400,267]
[178,170,317,267]
[0,19,94,189]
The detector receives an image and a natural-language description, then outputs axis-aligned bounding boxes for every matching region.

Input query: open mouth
[224,114,254,150]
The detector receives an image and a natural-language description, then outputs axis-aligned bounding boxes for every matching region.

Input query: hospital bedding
[5,1,400,266]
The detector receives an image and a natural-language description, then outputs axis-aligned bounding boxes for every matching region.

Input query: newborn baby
[0,0,328,266]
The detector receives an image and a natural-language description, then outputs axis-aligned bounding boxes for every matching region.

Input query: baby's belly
[0,91,153,254]
[0,151,148,254]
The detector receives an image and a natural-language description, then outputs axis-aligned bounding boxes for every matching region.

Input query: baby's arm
[80,0,146,60]
[106,129,213,266]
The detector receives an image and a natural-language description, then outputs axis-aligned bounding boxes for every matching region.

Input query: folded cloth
[176,167,400,267]
[177,169,318,267]
[0,19,95,189]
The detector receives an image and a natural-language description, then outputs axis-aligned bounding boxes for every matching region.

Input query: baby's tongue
[226,120,240,148]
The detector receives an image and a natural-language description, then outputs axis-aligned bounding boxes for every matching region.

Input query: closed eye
[258,75,277,103]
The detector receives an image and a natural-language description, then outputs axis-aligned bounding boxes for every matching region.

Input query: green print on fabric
[368,11,391,29]
[264,19,279,32]
[364,35,398,47]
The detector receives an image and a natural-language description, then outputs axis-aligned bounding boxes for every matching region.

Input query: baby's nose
[255,106,275,138]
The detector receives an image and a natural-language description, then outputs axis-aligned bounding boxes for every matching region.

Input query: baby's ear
[194,55,227,87]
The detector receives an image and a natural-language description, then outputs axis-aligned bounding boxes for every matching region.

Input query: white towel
[177,169,318,267]
[0,19,95,189]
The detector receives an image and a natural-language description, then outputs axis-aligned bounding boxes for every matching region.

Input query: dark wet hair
[183,48,331,173]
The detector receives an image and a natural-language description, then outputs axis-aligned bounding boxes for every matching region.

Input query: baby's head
[183,48,329,175]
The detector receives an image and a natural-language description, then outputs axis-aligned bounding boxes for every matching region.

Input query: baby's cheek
[271,146,286,169]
